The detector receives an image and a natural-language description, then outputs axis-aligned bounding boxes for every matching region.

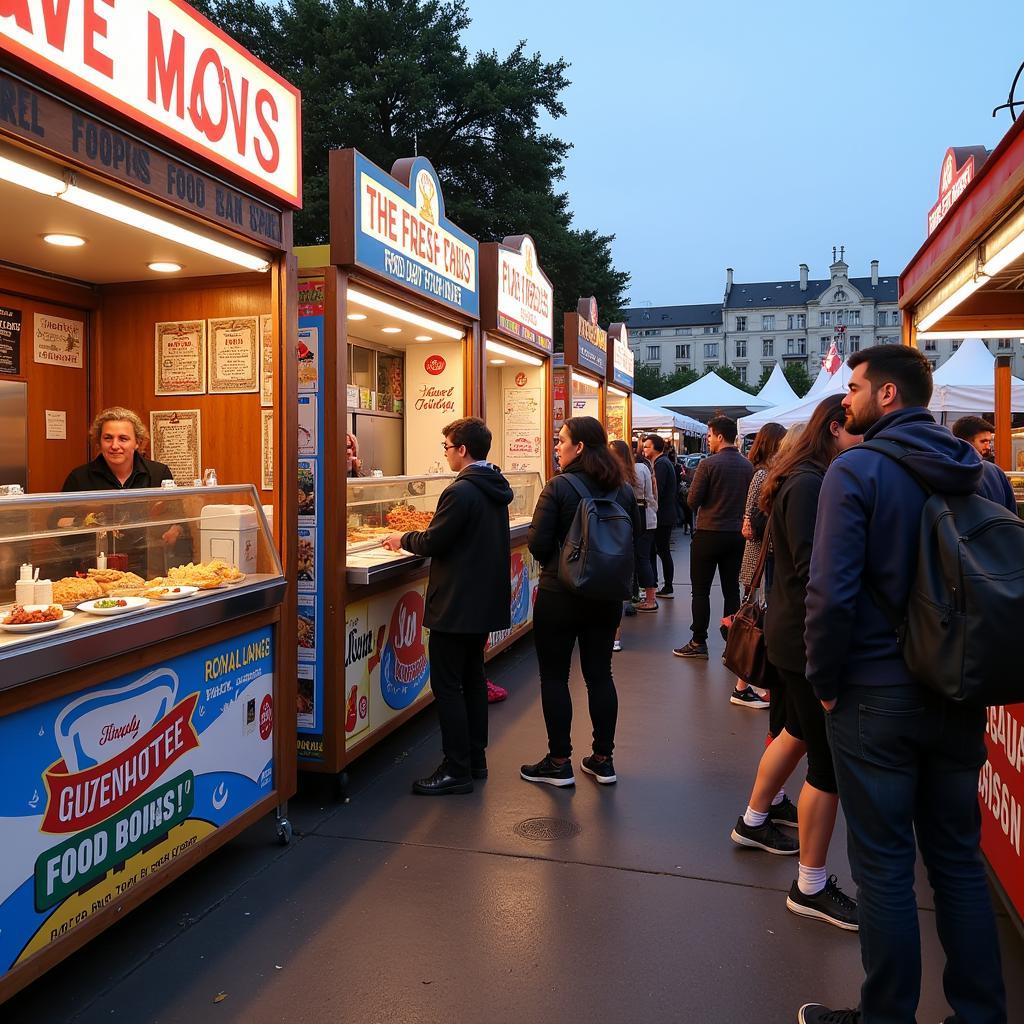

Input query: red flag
[822,341,841,375]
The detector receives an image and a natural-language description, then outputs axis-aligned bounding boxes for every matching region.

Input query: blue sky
[462,1,1024,306]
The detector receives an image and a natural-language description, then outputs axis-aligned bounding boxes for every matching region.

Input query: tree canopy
[192,0,629,345]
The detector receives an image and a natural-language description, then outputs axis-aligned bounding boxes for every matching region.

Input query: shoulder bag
[723,522,772,687]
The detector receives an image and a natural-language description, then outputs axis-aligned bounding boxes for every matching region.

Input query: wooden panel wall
[95,275,273,503]
[0,268,96,494]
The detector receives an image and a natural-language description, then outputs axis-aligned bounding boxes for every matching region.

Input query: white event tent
[806,364,834,397]
[738,365,852,434]
[929,338,1024,419]
[653,370,771,420]
[632,393,707,436]
[756,363,799,408]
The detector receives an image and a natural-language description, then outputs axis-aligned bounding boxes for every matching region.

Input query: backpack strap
[560,471,615,504]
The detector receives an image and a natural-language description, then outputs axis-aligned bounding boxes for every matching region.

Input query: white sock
[743,806,769,828]
[797,864,828,896]
[771,789,786,806]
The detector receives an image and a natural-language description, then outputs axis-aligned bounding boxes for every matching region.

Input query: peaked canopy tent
[929,338,1024,418]
[756,363,799,408]
[653,371,771,420]
[806,364,834,397]
[737,366,852,434]
[632,394,707,436]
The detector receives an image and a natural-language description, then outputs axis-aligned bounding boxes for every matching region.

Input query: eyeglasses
[441,442,459,452]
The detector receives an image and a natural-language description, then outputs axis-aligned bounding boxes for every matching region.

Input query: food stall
[293,151,542,789]
[0,1,301,1002]
[561,296,608,428]
[899,132,1024,932]
[605,322,634,441]
[479,234,552,654]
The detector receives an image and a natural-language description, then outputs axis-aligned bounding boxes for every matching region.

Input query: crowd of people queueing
[380,344,1012,1024]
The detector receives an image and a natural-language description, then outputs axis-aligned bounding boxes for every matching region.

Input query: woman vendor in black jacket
[521,416,641,788]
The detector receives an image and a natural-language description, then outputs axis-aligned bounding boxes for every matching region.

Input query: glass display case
[346,471,543,584]
[1008,472,1024,517]
[0,485,284,680]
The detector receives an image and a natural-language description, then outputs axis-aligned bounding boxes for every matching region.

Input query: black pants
[428,630,489,777]
[689,529,745,642]
[649,523,675,589]
[635,528,656,588]
[533,587,621,758]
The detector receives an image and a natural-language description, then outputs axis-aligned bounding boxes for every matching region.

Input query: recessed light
[148,261,182,273]
[347,313,367,321]
[414,335,432,341]
[381,326,401,334]
[489,359,506,365]
[43,233,85,247]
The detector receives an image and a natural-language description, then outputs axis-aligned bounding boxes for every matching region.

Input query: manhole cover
[513,817,582,841]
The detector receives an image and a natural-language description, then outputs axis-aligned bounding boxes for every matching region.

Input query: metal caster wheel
[276,818,293,845]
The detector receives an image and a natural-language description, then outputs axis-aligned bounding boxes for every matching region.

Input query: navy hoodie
[805,407,1016,702]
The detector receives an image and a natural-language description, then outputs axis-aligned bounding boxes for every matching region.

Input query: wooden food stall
[605,321,635,442]
[0,2,300,1002]
[293,150,543,789]
[560,296,608,430]
[899,130,1024,933]
[479,234,553,655]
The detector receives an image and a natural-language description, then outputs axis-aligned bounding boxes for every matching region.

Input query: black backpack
[863,439,1024,706]
[557,474,634,601]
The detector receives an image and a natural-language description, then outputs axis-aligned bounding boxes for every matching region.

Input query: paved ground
[6,530,1023,1023]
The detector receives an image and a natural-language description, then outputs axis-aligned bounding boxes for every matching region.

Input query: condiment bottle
[97,552,107,570]
[34,579,53,605]
[15,564,34,606]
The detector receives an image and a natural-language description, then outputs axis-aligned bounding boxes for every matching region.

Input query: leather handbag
[722,525,771,687]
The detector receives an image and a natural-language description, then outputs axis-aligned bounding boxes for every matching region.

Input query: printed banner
[34,313,83,369]
[154,320,206,395]
[0,628,274,971]
[208,317,259,394]
[487,546,540,652]
[980,706,1024,922]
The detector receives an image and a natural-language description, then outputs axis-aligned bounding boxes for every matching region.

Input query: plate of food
[78,596,150,616]
[1,604,74,633]
[146,585,199,601]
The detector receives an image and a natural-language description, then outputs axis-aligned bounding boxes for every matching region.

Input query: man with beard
[795,345,1010,1024]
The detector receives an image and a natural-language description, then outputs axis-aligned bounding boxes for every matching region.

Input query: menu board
[260,314,274,406]
[207,317,259,394]
[34,313,83,369]
[297,326,319,392]
[149,409,202,484]
[0,305,21,374]
[504,386,543,472]
[154,320,206,395]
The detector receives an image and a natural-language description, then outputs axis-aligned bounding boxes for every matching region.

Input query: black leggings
[635,528,656,588]
[533,587,621,758]
[649,523,674,588]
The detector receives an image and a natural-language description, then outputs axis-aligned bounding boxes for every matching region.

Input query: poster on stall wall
[154,320,206,395]
[33,313,83,369]
[297,527,316,592]
[297,277,325,318]
[260,410,274,491]
[0,627,274,972]
[404,340,464,474]
[260,314,274,407]
[297,395,318,455]
[150,410,202,484]
[980,707,1024,922]
[207,317,259,394]
[297,327,319,392]
[344,581,431,747]
[297,664,315,731]
[486,546,540,652]
[0,305,22,374]
[552,366,568,433]
[297,597,317,661]
[297,460,316,525]
[502,361,544,475]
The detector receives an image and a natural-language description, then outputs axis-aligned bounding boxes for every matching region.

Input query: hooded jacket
[805,407,1015,702]
[401,464,514,633]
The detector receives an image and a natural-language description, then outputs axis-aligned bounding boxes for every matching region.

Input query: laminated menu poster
[150,410,202,484]
[297,597,316,660]
[297,326,319,392]
[260,314,274,407]
[261,410,274,492]
[34,313,83,369]
[297,395,317,455]
[0,304,21,374]
[297,527,316,592]
[207,317,259,394]
[503,387,542,472]
[154,320,206,395]
[297,460,316,525]
[0,627,274,971]
[297,664,315,730]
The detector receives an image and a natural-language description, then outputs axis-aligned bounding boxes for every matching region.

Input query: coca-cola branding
[424,354,446,376]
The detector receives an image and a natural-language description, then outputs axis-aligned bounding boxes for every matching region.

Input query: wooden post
[995,354,1012,470]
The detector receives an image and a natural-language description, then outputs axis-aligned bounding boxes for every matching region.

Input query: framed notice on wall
[207,317,259,394]
[34,313,83,369]
[150,409,202,484]
[261,409,274,491]
[0,305,21,374]
[154,320,206,395]
[260,314,274,406]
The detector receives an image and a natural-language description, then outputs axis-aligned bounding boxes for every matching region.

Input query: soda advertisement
[487,546,540,652]
[344,581,432,747]
[0,628,275,972]
[980,705,1024,922]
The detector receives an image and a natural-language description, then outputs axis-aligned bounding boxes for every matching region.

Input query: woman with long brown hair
[611,439,658,617]
[731,421,787,708]
[730,394,863,931]
[523,417,641,787]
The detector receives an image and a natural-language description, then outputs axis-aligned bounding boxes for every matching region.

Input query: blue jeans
[825,684,1006,1024]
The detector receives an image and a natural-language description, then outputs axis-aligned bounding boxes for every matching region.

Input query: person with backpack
[521,416,640,787]
[797,345,1013,1024]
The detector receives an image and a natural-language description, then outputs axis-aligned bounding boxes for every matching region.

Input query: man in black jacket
[641,434,677,597]
[383,418,513,795]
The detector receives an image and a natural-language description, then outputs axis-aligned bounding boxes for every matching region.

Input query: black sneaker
[730,687,769,708]
[797,1004,861,1024]
[673,640,708,659]
[786,876,859,931]
[730,816,799,855]
[770,794,799,828]
[580,754,617,784]
[520,755,575,787]
[656,587,675,599]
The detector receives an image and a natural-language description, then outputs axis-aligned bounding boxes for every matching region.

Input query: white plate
[0,609,75,633]
[79,597,150,616]
[149,586,199,601]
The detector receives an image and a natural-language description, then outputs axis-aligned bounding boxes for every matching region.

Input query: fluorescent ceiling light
[414,334,432,341]
[485,339,543,366]
[916,277,983,332]
[148,261,182,273]
[347,313,367,321]
[381,326,401,334]
[984,230,1024,277]
[917,330,1024,340]
[607,386,629,399]
[43,233,85,247]
[0,154,65,195]
[348,288,463,340]
[571,371,599,388]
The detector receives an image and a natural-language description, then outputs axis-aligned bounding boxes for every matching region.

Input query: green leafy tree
[634,364,667,400]
[783,362,815,398]
[713,365,757,395]
[191,0,629,344]
[755,365,774,391]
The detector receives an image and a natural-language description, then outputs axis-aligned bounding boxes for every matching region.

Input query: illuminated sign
[608,323,634,389]
[493,235,552,351]
[927,147,986,236]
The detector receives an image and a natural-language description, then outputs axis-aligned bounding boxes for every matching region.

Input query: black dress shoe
[412,763,474,795]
